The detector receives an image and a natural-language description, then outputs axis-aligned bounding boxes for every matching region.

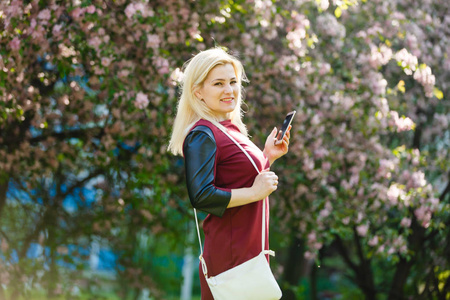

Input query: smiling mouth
[221,98,234,102]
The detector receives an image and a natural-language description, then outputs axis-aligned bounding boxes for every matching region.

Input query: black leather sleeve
[183,126,231,217]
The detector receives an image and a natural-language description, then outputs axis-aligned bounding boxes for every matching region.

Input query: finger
[276,130,282,140]
[286,127,291,138]
[272,127,278,136]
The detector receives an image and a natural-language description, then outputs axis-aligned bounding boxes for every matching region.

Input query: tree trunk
[282,235,305,300]
[353,228,376,300]
[388,217,425,300]
[0,178,8,219]
[310,264,318,300]
[335,235,376,300]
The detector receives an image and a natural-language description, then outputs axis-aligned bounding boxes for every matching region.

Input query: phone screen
[275,110,296,145]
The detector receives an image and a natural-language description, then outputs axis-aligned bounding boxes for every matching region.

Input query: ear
[194,89,202,100]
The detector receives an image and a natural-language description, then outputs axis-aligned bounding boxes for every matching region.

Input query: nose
[224,83,233,94]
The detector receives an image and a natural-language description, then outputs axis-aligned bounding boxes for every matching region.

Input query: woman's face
[195,63,239,121]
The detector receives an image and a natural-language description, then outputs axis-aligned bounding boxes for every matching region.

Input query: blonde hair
[168,47,249,156]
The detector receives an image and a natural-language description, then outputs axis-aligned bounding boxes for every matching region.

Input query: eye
[230,80,237,85]
[214,82,223,86]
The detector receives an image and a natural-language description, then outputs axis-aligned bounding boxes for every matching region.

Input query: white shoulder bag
[193,125,282,300]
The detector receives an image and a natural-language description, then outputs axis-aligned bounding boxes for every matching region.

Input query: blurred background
[0,0,449,299]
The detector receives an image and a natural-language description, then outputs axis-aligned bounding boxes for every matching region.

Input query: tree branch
[63,169,104,199]
[439,173,450,202]
[28,127,103,145]
[334,235,359,274]
[0,229,10,243]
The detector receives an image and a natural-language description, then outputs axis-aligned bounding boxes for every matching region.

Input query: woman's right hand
[228,169,279,208]
[251,169,278,200]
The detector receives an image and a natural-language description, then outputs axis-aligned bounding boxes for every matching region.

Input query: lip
[220,98,234,102]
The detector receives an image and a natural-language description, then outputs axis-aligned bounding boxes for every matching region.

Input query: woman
[168,47,291,299]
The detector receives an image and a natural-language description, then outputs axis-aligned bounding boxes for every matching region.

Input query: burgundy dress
[183,119,271,300]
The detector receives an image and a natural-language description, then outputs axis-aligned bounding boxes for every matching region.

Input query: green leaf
[398,80,405,93]
[433,87,444,100]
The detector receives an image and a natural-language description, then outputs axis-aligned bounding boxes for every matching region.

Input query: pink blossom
[125,3,154,19]
[349,174,359,187]
[400,217,411,228]
[30,19,37,29]
[9,37,21,51]
[317,0,329,10]
[241,33,253,47]
[413,66,435,98]
[38,9,51,21]
[318,62,331,75]
[433,114,449,130]
[366,72,387,95]
[414,206,431,228]
[304,251,316,260]
[71,7,86,19]
[368,236,379,247]
[31,26,45,43]
[389,111,415,132]
[369,44,393,68]
[319,208,330,218]
[387,247,396,255]
[134,92,149,109]
[146,34,161,49]
[316,13,346,39]
[307,232,317,243]
[377,159,395,178]
[408,171,427,189]
[314,148,329,159]
[154,57,170,75]
[429,197,439,211]
[302,157,315,172]
[88,37,102,50]
[377,244,385,254]
[256,45,264,57]
[322,161,331,171]
[356,224,369,237]
[286,13,310,57]
[314,242,323,250]
[125,4,137,19]
[101,57,112,67]
[52,24,63,36]
[5,0,23,18]
[135,2,154,18]
[396,116,414,132]
[86,5,96,14]
[399,244,407,254]
[395,49,418,75]
[387,185,400,206]
[169,68,184,86]
[118,69,130,78]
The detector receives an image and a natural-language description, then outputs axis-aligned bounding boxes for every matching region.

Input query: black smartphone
[275,110,296,145]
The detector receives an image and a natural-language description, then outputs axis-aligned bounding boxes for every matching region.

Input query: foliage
[0,0,449,299]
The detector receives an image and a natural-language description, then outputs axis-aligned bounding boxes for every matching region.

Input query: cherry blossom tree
[0,0,448,299]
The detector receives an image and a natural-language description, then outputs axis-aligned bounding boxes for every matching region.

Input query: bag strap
[193,124,273,277]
